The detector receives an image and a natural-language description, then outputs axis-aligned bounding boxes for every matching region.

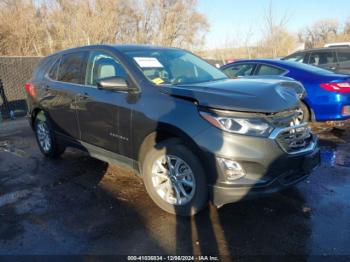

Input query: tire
[298,102,311,122]
[142,139,208,216]
[34,112,65,158]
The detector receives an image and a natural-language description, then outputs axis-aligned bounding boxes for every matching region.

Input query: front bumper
[193,124,320,207]
[210,148,320,207]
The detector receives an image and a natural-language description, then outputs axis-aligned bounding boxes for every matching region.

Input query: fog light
[342,106,350,116]
[217,158,245,181]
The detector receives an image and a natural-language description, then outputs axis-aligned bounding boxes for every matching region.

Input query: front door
[75,50,132,155]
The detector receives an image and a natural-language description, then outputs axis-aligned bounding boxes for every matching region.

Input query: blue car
[221,59,350,122]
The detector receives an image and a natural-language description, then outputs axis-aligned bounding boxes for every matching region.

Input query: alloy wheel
[151,155,196,206]
[36,121,52,153]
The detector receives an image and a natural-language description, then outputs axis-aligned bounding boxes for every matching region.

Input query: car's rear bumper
[311,93,350,121]
[315,114,350,122]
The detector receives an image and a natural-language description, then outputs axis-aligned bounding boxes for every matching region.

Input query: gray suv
[25,45,320,216]
[283,47,350,74]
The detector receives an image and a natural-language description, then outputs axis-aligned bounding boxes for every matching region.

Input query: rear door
[43,51,88,138]
[308,50,337,71]
[75,49,132,155]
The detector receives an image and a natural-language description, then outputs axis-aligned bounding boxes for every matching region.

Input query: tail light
[25,83,36,98]
[320,82,350,93]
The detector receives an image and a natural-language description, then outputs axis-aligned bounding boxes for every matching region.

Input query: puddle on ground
[320,147,350,168]
[0,141,27,157]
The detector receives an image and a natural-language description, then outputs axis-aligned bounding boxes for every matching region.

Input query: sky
[197,0,350,49]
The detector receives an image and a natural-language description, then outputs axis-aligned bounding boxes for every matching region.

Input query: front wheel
[297,102,311,123]
[142,139,208,216]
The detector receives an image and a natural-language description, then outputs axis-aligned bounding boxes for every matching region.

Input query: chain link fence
[0,56,42,120]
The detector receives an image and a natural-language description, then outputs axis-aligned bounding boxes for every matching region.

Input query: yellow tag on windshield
[152,78,164,85]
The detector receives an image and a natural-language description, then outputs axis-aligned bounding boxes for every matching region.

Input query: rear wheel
[142,139,208,216]
[34,113,65,158]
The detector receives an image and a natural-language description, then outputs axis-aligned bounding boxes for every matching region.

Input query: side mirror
[96,76,129,92]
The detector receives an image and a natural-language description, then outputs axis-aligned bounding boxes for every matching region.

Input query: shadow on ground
[0,119,349,256]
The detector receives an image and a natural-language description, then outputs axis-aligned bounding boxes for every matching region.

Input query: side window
[256,65,285,76]
[86,51,127,86]
[57,52,87,84]
[222,64,255,78]
[47,57,61,80]
[337,51,350,62]
[309,52,335,65]
[284,53,305,63]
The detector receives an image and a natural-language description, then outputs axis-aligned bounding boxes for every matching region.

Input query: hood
[238,75,306,98]
[160,79,301,113]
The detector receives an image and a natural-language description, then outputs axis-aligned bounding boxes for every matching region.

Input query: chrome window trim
[254,62,290,76]
[222,62,290,77]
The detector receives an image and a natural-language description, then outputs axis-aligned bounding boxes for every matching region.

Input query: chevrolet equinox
[26,45,320,216]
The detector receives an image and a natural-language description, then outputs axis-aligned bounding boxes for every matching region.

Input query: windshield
[124,49,228,85]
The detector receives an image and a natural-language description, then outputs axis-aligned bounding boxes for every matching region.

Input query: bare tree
[241,25,255,59]
[0,0,208,56]
[298,19,338,48]
[345,18,350,35]
[261,0,296,57]
[262,0,293,58]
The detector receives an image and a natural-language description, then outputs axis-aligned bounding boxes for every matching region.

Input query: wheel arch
[137,125,206,175]
[30,108,46,128]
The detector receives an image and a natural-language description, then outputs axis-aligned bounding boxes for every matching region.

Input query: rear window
[47,57,61,80]
[282,60,334,75]
[337,51,350,62]
[256,64,285,76]
[57,52,87,84]
[309,51,335,65]
[32,56,55,80]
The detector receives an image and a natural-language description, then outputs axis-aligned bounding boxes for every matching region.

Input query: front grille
[267,109,300,127]
[269,109,315,154]
[276,124,313,153]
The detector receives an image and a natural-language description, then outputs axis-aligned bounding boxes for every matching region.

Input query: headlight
[200,111,274,137]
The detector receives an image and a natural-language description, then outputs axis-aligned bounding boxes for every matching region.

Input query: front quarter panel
[131,83,211,161]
